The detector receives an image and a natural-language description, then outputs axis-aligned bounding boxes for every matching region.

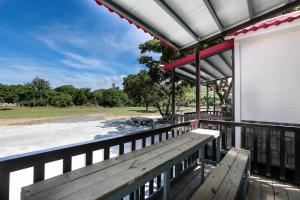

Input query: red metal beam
[163,40,234,71]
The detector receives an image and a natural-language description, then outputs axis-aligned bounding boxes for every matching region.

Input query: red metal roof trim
[95,0,176,50]
[163,40,234,71]
[227,11,300,38]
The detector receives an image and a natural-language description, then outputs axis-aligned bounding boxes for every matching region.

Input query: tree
[210,79,232,108]
[73,88,89,106]
[123,70,153,111]
[55,85,77,97]
[93,89,105,106]
[176,85,195,111]
[32,77,50,100]
[101,88,128,107]
[136,39,192,119]
[47,90,73,107]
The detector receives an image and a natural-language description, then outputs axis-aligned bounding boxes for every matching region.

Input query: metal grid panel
[113,0,196,47]
[174,49,233,82]
[252,0,285,17]
[210,0,249,28]
[165,0,220,38]
[221,50,232,67]
[206,54,232,76]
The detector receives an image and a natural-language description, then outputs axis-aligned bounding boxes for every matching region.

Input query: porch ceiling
[95,0,300,51]
[164,40,233,83]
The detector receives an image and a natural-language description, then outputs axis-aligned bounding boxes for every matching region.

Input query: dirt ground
[0,113,159,125]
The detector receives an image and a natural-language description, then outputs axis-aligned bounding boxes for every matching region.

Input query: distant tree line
[0,77,129,107]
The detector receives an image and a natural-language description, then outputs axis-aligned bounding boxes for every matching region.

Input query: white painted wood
[234,41,242,148]
[233,19,300,124]
[190,128,220,138]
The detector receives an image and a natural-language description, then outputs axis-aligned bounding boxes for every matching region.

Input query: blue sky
[0,0,151,90]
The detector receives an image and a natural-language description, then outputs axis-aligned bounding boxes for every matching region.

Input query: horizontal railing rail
[173,111,232,123]
[0,121,198,200]
[1,119,299,199]
[196,119,300,185]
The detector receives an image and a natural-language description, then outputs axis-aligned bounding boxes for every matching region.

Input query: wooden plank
[45,134,212,200]
[247,175,261,200]
[22,134,194,198]
[173,165,215,200]
[24,133,212,200]
[285,182,300,200]
[260,177,274,200]
[272,179,288,200]
[189,148,240,200]
[214,150,250,200]
[190,128,220,138]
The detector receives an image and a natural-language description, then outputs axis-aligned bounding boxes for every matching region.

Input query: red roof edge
[226,11,300,39]
[163,40,234,71]
[95,0,177,50]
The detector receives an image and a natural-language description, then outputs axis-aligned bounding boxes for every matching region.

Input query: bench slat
[22,134,191,198]
[214,149,250,200]
[189,148,240,200]
[23,133,212,200]
[61,134,211,200]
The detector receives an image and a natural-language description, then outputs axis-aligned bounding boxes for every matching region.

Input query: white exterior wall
[234,19,300,146]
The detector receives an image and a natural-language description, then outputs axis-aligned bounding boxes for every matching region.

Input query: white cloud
[101,27,151,53]
[31,22,150,74]
[0,56,124,90]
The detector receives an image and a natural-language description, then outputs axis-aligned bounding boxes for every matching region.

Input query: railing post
[265,129,271,177]
[163,170,170,200]
[231,124,235,147]
[119,143,124,155]
[253,128,258,173]
[0,168,10,200]
[279,130,286,181]
[295,130,300,184]
[63,156,72,173]
[104,147,110,160]
[86,151,93,166]
[216,136,221,163]
[199,146,205,184]
[212,139,217,161]
[34,163,45,183]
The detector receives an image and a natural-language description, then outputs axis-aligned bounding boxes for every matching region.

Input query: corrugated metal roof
[95,0,300,51]
[226,10,300,38]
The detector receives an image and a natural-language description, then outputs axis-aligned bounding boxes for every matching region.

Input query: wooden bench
[21,131,216,200]
[190,148,250,200]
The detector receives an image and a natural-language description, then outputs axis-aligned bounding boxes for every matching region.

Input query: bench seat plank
[190,148,240,200]
[22,132,213,200]
[22,135,190,197]
[213,150,250,200]
[190,148,250,200]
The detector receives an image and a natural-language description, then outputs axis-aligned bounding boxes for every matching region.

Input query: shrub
[101,88,128,107]
[48,91,73,107]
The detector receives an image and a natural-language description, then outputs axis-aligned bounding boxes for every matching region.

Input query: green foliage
[126,39,193,119]
[0,77,129,108]
[123,70,152,110]
[47,90,73,107]
[176,85,195,109]
[32,77,50,99]
[55,85,77,97]
[93,89,104,106]
[101,88,128,107]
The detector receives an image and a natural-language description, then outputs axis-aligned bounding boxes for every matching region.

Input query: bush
[35,98,48,107]
[48,91,73,107]
[101,88,128,107]
[20,99,47,107]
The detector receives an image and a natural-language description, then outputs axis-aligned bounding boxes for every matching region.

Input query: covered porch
[1,0,300,199]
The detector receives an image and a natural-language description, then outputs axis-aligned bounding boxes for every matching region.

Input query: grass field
[0,107,158,119]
